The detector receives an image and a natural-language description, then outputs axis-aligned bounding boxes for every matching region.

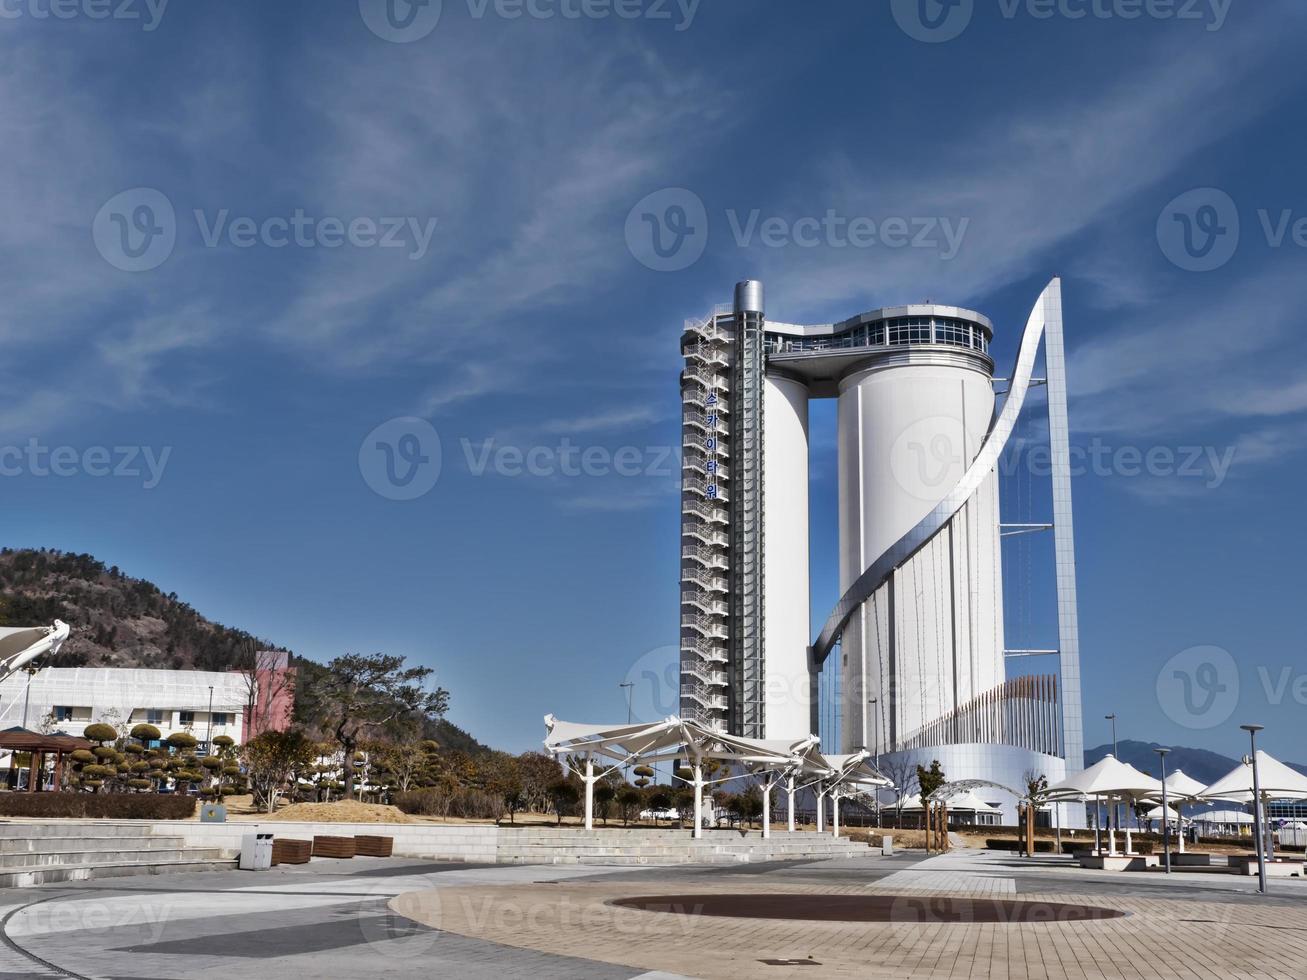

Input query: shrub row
[394,786,505,820]
[0,793,197,820]
[985,838,1059,853]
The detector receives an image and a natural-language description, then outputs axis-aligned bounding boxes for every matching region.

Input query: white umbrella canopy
[1045,754,1163,801]
[1160,769,1210,800]
[1202,750,1307,803]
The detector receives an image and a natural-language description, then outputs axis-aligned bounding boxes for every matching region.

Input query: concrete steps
[0,821,236,888]
[493,828,872,865]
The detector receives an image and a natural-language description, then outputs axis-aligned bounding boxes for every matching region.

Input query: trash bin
[881,835,894,856]
[239,833,274,871]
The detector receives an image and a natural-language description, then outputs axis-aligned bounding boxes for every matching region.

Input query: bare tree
[880,756,919,824]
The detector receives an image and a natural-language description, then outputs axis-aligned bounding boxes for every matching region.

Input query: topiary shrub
[212,735,235,750]
[166,732,198,751]
[70,749,95,765]
[83,723,118,743]
[93,745,117,760]
[0,793,197,819]
[130,724,162,742]
[128,778,153,791]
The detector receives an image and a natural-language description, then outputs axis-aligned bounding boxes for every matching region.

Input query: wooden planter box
[354,835,394,857]
[271,838,312,866]
[312,835,357,859]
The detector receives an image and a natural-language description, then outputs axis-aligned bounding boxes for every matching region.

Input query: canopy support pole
[787,775,796,832]
[816,786,826,833]
[831,791,840,839]
[583,755,595,832]
[762,779,772,839]
[692,759,704,840]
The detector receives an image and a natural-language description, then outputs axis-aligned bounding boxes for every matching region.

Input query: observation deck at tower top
[760,304,995,398]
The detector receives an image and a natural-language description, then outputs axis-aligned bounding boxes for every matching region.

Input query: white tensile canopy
[542,715,889,838]
[896,791,1002,814]
[1160,769,1210,800]
[1202,750,1307,803]
[0,621,70,684]
[1046,754,1164,855]
[1142,769,1213,855]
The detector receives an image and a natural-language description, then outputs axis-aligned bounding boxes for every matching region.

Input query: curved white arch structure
[812,280,1059,666]
[0,620,70,685]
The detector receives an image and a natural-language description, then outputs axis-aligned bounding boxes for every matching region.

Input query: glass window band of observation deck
[765,316,990,356]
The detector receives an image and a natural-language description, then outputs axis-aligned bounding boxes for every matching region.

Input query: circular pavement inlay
[610,894,1126,924]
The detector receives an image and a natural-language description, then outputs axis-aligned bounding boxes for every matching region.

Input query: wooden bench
[312,835,357,859]
[271,838,312,866]
[354,835,394,857]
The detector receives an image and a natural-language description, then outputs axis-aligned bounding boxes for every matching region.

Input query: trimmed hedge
[0,793,196,820]
[986,838,1059,853]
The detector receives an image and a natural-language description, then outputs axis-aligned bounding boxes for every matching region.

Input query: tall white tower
[679,279,1084,816]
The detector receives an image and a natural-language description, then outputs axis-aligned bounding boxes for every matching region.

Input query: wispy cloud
[542,407,664,435]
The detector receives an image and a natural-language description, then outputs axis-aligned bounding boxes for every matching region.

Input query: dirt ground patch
[259,800,417,824]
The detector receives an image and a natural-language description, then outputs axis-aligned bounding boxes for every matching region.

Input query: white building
[0,667,250,751]
[679,279,1084,823]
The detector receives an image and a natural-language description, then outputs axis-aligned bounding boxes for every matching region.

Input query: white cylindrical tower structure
[833,310,1004,753]
[762,372,811,740]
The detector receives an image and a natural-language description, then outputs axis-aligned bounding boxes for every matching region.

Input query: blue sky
[3,0,1306,761]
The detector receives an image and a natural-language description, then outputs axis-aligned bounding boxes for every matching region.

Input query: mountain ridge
[0,547,489,754]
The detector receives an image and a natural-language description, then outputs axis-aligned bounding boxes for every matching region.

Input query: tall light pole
[206,685,214,754]
[1105,713,1118,832]
[869,697,880,826]
[1241,724,1268,895]
[619,682,634,781]
[21,665,38,729]
[1155,747,1171,874]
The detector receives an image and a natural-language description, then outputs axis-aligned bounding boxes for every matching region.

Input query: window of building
[887,317,931,345]
[53,706,75,722]
[179,710,195,726]
[145,709,165,725]
[212,712,231,727]
[936,320,972,347]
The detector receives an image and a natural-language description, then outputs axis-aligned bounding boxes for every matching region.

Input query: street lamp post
[1105,713,1119,834]
[869,697,880,827]
[619,682,633,781]
[206,685,214,754]
[1155,747,1171,874]
[1241,724,1268,895]
[21,665,38,729]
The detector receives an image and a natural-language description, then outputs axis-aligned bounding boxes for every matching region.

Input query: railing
[681,573,729,594]
[681,499,729,523]
[895,675,1061,757]
[681,546,728,568]
[681,595,729,617]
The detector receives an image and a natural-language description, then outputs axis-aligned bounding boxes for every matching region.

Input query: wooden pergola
[0,728,92,792]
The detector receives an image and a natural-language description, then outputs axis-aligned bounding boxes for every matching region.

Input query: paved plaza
[1,847,1305,979]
